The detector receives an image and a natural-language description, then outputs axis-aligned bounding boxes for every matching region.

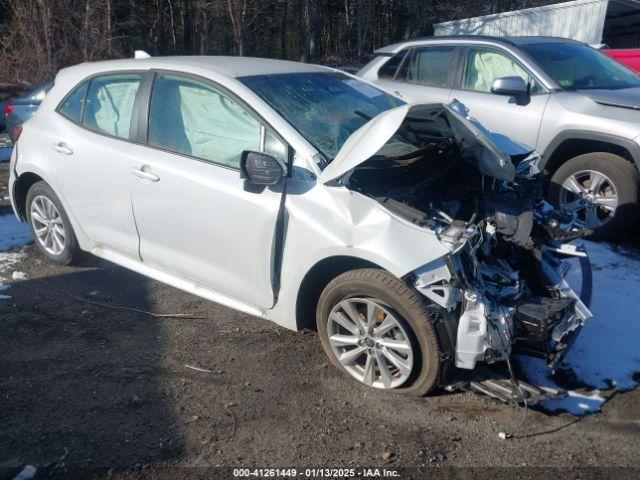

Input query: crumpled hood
[580,87,640,110]
[319,103,516,184]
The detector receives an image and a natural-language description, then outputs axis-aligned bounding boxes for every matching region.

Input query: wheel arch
[542,131,640,175]
[294,255,382,331]
[12,171,46,221]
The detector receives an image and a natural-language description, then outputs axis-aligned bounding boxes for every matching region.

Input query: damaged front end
[420,197,593,374]
[322,103,593,380]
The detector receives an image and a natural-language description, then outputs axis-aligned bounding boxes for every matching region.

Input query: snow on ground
[0,214,31,250]
[0,214,30,299]
[0,139,12,163]
[12,270,27,280]
[519,240,640,415]
[0,146,12,163]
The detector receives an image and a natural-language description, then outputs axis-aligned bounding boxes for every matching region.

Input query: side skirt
[90,246,267,319]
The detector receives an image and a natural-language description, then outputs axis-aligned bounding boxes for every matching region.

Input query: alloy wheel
[560,169,618,229]
[327,298,414,390]
[30,195,66,256]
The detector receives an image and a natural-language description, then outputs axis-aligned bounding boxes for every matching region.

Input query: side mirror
[240,151,285,186]
[491,76,529,98]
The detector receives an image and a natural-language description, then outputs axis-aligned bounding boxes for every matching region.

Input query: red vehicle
[602,49,640,72]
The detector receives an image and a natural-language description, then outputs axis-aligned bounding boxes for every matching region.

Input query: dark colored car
[5,81,53,143]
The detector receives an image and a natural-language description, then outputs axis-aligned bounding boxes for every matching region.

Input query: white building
[434,0,640,48]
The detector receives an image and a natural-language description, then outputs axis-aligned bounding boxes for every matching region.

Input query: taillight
[4,104,14,118]
[13,126,22,141]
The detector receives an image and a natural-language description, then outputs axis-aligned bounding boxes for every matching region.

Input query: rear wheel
[26,181,81,265]
[548,152,640,239]
[316,268,442,396]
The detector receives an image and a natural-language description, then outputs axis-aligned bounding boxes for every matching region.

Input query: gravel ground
[1,161,639,479]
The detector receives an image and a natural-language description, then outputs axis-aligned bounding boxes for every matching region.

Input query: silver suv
[358,36,640,238]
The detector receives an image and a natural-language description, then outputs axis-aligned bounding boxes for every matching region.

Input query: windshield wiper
[354,110,372,121]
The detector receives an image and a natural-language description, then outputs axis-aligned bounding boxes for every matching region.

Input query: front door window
[461,46,539,93]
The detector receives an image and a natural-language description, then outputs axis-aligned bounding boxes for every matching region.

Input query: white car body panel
[51,120,141,259]
[269,182,450,329]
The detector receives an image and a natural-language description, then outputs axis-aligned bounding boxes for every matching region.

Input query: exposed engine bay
[343,104,594,379]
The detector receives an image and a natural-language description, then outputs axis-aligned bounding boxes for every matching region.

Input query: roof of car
[59,55,330,79]
[374,35,582,54]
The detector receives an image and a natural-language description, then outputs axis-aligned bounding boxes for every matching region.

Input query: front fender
[268,181,451,330]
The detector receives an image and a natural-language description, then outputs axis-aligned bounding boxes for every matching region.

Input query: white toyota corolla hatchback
[9,56,593,397]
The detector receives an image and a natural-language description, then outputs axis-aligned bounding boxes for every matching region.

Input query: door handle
[52,142,73,155]
[131,167,159,182]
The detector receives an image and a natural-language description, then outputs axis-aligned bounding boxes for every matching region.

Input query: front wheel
[548,152,640,239]
[316,268,442,396]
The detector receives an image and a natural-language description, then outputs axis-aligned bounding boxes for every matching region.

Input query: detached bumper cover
[541,258,593,370]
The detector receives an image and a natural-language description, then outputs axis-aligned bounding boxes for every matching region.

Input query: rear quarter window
[58,81,89,124]
[378,50,407,79]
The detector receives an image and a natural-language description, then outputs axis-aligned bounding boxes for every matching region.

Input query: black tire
[548,152,640,239]
[316,268,442,397]
[25,181,82,266]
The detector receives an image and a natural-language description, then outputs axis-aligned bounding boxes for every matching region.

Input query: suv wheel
[549,152,640,238]
[316,268,442,396]
[26,181,82,265]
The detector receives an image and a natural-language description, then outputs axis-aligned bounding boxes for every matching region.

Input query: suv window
[461,46,541,93]
[401,46,456,87]
[378,50,408,79]
[58,80,89,123]
[82,73,143,139]
[148,73,272,168]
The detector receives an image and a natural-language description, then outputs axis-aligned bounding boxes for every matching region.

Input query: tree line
[0,0,554,88]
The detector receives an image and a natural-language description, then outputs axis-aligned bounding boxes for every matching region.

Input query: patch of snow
[12,465,37,480]
[0,214,31,300]
[11,270,27,280]
[0,145,13,163]
[0,214,31,250]
[0,252,25,271]
[519,240,640,415]
[0,251,26,300]
[544,390,606,416]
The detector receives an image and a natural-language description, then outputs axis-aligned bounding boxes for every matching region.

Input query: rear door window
[403,46,457,87]
[82,73,143,139]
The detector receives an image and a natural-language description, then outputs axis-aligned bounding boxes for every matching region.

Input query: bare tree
[227,0,258,56]
[0,0,557,87]
[356,0,372,57]
[301,0,319,62]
